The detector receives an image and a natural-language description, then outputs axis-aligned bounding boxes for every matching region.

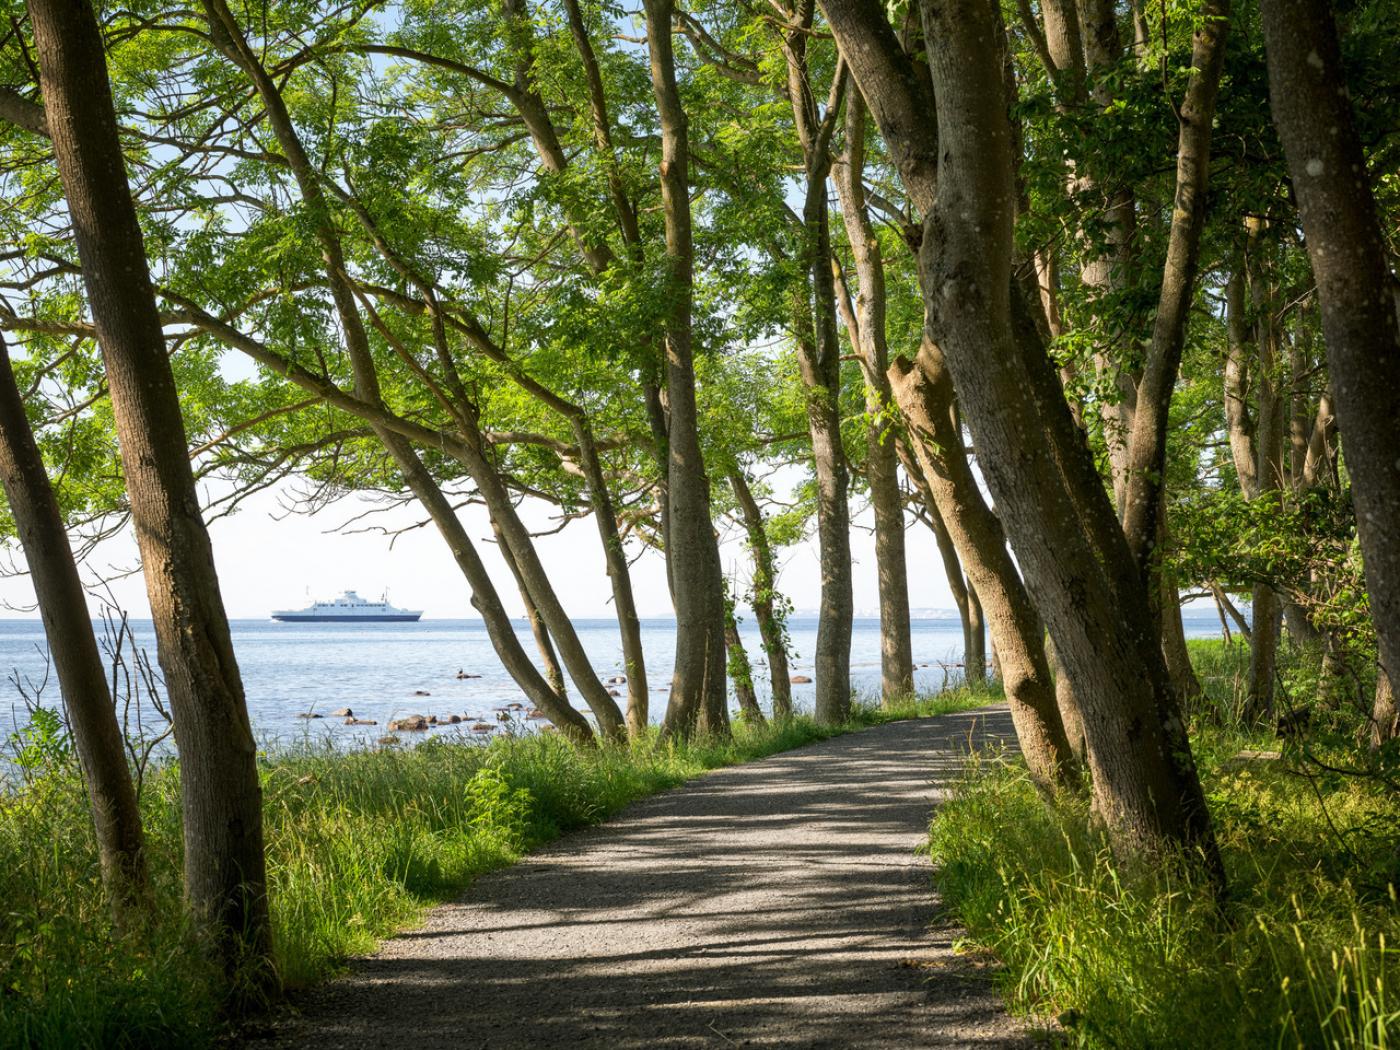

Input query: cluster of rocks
[295,669,557,740]
[387,713,470,732]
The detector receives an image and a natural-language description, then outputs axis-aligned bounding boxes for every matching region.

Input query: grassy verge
[926,643,1400,1047]
[0,687,996,1049]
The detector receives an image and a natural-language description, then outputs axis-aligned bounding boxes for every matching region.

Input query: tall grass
[0,687,994,1049]
[927,727,1400,1047]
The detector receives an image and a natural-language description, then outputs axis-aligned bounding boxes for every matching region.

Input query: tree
[834,91,914,701]
[1260,0,1400,740]
[821,0,1222,875]
[0,333,147,912]
[643,0,731,739]
[24,0,274,988]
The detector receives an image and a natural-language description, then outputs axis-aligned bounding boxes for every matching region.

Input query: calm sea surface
[0,614,1227,751]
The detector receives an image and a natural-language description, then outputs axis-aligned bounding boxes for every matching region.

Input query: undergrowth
[927,641,1400,1048]
[0,687,994,1049]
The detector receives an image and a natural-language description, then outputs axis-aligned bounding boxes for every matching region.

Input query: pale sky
[0,477,960,621]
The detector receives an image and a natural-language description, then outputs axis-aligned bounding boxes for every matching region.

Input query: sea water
[0,614,1228,751]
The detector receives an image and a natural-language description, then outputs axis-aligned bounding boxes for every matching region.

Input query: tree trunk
[642,0,730,739]
[1245,585,1280,724]
[793,302,854,724]
[896,437,983,686]
[394,442,596,743]
[1371,668,1397,749]
[781,15,853,726]
[729,470,794,719]
[1045,640,1088,763]
[28,0,273,985]
[1159,563,1204,711]
[835,92,914,701]
[206,0,628,739]
[965,583,986,685]
[723,601,766,726]
[1260,0,1400,699]
[1117,0,1230,581]
[572,417,648,736]
[890,343,1077,792]
[494,521,568,701]
[1246,229,1286,723]
[451,418,628,739]
[0,334,148,911]
[824,0,1222,876]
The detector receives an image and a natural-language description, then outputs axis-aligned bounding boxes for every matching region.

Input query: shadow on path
[255,706,1033,1049]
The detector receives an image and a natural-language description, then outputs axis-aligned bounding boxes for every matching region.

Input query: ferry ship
[271,591,422,623]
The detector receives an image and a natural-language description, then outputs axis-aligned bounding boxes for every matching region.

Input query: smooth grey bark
[27,0,273,984]
[834,91,914,701]
[1261,0,1400,701]
[824,0,1221,874]
[643,0,730,738]
[0,334,148,910]
[729,470,794,720]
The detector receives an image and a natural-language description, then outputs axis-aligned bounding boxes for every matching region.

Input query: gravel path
[256,706,1034,1049]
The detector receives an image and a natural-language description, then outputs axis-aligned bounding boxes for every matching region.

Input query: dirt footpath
[256,706,1034,1049]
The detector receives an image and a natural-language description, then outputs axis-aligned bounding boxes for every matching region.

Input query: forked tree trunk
[1261,0,1400,701]
[642,0,730,739]
[394,442,595,743]
[0,335,148,911]
[27,0,273,985]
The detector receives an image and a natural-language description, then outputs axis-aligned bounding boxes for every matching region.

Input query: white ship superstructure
[271,591,422,623]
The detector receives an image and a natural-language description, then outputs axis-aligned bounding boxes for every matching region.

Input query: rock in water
[388,714,430,732]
